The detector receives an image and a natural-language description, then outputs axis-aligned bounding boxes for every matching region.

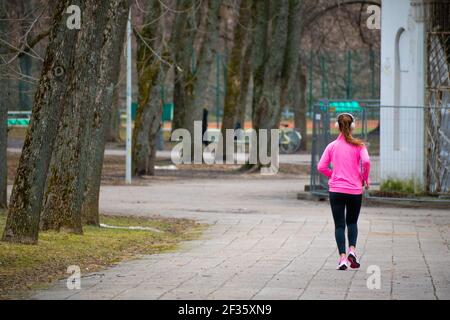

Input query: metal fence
[310,100,450,202]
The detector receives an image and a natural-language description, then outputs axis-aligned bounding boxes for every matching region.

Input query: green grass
[380,178,422,194]
[0,212,206,299]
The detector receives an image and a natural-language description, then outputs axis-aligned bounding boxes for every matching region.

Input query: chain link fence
[310,100,450,204]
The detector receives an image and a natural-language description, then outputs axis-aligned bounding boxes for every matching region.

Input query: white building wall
[380,0,425,186]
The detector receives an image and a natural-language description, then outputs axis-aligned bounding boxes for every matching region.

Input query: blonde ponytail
[337,114,364,147]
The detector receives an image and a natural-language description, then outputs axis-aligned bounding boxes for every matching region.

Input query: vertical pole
[216,53,220,129]
[125,10,132,184]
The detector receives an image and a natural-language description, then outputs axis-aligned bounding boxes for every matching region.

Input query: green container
[162,103,173,122]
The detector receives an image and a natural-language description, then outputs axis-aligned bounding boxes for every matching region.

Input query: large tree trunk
[2,0,82,244]
[132,0,163,176]
[81,0,130,226]
[221,0,251,153]
[0,2,9,210]
[40,0,112,233]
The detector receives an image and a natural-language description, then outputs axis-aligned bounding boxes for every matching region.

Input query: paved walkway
[32,178,450,300]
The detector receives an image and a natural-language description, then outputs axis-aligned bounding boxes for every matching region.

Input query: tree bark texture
[81,0,130,226]
[221,0,252,147]
[106,86,121,143]
[40,0,112,233]
[279,0,302,126]
[132,0,163,176]
[171,0,197,131]
[2,0,82,244]
[184,0,221,140]
[252,0,290,131]
[144,71,166,176]
[236,42,253,130]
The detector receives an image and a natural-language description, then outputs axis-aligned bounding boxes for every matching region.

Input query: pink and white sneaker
[347,250,360,269]
[337,256,348,270]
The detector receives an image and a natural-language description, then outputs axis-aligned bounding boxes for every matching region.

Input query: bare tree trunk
[236,43,252,130]
[17,0,32,111]
[294,60,308,151]
[250,0,269,130]
[279,0,301,126]
[253,1,289,131]
[171,0,196,132]
[40,0,112,233]
[2,0,82,244]
[81,0,130,226]
[146,72,166,175]
[132,0,163,175]
[0,2,9,210]
[221,0,251,150]
[185,0,221,142]
[106,86,121,143]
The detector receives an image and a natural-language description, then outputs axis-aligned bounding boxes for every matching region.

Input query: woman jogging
[317,113,371,270]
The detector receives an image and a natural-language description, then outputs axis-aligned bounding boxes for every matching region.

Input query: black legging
[329,192,362,255]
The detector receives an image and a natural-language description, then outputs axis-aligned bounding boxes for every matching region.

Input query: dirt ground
[6,152,311,187]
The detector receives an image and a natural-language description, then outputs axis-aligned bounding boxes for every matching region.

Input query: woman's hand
[364,181,370,190]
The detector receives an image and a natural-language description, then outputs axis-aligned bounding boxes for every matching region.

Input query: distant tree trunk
[294,61,308,151]
[252,1,289,131]
[2,0,82,244]
[171,0,196,131]
[40,0,112,233]
[279,0,301,126]
[145,72,166,175]
[0,2,9,210]
[172,67,187,131]
[221,0,251,152]
[250,0,269,130]
[236,43,252,130]
[17,0,32,111]
[81,0,130,226]
[18,55,32,110]
[185,0,221,141]
[106,86,121,142]
[132,0,163,176]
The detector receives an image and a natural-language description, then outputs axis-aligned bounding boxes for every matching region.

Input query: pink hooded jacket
[317,133,371,195]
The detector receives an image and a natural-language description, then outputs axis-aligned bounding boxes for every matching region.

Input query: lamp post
[125,9,132,184]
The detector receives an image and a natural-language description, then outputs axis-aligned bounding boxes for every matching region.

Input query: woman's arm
[360,146,371,187]
[317,144,333,178]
